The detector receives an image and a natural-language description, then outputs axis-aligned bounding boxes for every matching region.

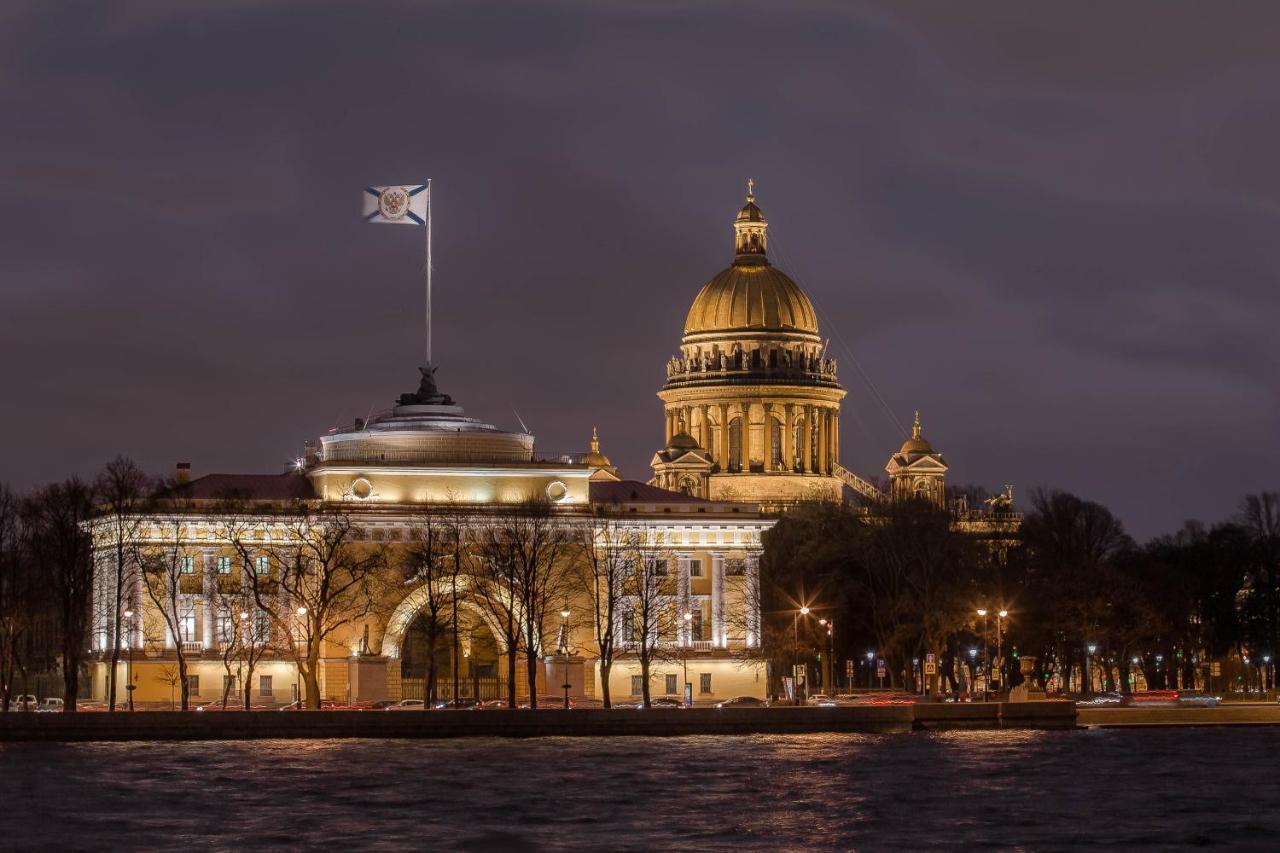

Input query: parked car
[714,696,768,709]
[36,698,64,712]
[8,694,37,711]
[434,698,480,710]
[384,699,426,711]
[279,699,349,711]
[1176,691,1221,707]
[806,694,837,707]
[1076,691,1124,707]
[370,699,399,710]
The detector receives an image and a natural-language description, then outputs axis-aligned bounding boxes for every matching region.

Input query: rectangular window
[725,558,746,577]
[631,675,644,696]
[688,558,703,578]
[178,602,197,642]
[620,559,636,578]
[665,674,678,695]
[690,610,704,641]
[254,610,271,643]
[217,610,235,644]
[187,675,200,695]
[180,555,195,575]
[259,675,273,695]
[649,558,668,577]
[621,608,636,642]
[217,556,232,575]
[700,673,712,694]
[254,556,270,575]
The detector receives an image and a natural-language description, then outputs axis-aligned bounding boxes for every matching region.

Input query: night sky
[2,2,1277,540]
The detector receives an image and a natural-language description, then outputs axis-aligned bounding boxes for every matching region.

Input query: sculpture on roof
[397,363,456,407]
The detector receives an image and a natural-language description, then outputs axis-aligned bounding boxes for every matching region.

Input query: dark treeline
[762,488,1280,696]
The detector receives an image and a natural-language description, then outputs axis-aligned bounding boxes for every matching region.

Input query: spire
[590,426,600,453]
[733,180,768,260]
[913,410,922,440]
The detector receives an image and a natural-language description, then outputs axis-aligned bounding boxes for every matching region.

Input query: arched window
[771,418,783,470]
[728,417,743,473]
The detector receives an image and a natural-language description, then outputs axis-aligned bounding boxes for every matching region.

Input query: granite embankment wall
[1078,705,1280,727]
[0,702,1076,741]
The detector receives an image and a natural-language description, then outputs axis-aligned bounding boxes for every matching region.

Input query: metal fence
[401,676,508,702]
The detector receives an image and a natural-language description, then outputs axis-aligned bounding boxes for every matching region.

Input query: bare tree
[23,478,96,711]
[623,535,678,708]
[402,506,460,705]
[93,457,151,713]
[135,515,195,710]
[226,504,384,709]
[471,512,530,709]
[574,507,634,708]
[0,484,34,712]
[211,582,275,710]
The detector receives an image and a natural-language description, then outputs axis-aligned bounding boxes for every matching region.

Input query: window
[631,675,644,696]
[648,558,669,577]
[217,556,231,575]
[178,601,197,641]
[254,555,270,575]
[180,555,195,575]
[620,558,636,578]
[771,418,783,470]
[690,610,704,641]
[187,675,200,695]
[700,673,712,694]
[728,417,743,472]
[253,610,271,643]
[217,609,235,644]
[688,558,703,578]
[621,608,637,642]
[725,558,746,577]
[259,675,273,695]
[665,674,678,695]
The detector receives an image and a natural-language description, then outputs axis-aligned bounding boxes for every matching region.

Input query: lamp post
[295,606,307,708]
[976,609,989,697]
[996,610,1007,691]
[865,650,874,690]
[1265,655,1272,694]
[123,609,135,712]
[682,611,693,706]
[818,618,834,693]
[1086,643,1097,697]
[792,606,809,705]
[560,606,571,709]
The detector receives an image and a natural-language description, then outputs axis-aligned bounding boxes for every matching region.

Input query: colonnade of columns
[664,401,839,474]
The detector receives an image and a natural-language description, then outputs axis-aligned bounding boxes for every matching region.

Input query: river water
[0,728,1275,851]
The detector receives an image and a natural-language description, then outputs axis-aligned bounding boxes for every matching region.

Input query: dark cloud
[1,0,1277,540]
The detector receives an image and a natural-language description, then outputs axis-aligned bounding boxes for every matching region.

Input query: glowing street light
[123,608,135,712]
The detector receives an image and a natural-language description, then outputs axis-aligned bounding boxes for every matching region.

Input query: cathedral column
[711,552,725,647]
[700,405,711,450]
[744,402,757,469]
[762,402,774,470]
[801,406,813,473]
[817,408,827,474]
[778,399,788,468]
[718,403,730,468]
[832,410,840,467]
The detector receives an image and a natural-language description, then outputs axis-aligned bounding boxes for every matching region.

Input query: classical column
[801,406,813,474]
[817,408,827,474]
[746,553,761,648]
[762,402,774,470]
[677,552,691,646]
[744,402,757,469]
[711,552,725,647]
[832,410,840,467]
[699,405,709,449]
[783,403,795,472]
[718,403,730,468]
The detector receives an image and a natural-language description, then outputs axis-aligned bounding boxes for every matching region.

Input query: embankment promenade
[0,701,1075,741]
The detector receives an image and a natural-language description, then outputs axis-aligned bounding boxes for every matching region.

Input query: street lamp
[560,606,572,709]
[865,650,874,690]
[295,606,307,708]
[792,606,810,705]
[975,609,989,696]
[1086,643,1097,697]
[682,611,693,706]
[818,618,834,693]
[996,610,1008,691]
[123,609,135,712]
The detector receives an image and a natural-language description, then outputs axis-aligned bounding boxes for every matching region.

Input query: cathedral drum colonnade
[652,184,846,504]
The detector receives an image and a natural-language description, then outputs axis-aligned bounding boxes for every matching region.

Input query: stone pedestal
[1009,656,1046,702]
[544,655,585,702]
[347,656,389,705]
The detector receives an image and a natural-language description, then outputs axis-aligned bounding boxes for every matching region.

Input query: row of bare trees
[2,454,741,712]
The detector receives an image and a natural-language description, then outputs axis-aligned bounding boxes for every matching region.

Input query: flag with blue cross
[362,183,429,225]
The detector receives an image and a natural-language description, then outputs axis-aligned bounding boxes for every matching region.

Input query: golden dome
[684,182,818,336]
[582,426,614,468]
[898,412,937,456]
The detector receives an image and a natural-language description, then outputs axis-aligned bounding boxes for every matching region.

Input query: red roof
[168,473,316,501]
[589,480,709,504]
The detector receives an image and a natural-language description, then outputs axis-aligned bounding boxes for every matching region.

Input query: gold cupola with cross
[653,182,846,504]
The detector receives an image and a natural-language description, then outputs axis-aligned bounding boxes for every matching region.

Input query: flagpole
[425,178,433,366]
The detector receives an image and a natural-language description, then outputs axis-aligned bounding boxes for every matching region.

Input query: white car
[385,699,426,711]
[36,697,64,712]
[8,694,37,711]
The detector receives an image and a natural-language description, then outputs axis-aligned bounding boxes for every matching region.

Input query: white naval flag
[363,183,429,224]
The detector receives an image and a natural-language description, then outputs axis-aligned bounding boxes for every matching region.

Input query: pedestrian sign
[924,653,937,676]
[845,659,854,677]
